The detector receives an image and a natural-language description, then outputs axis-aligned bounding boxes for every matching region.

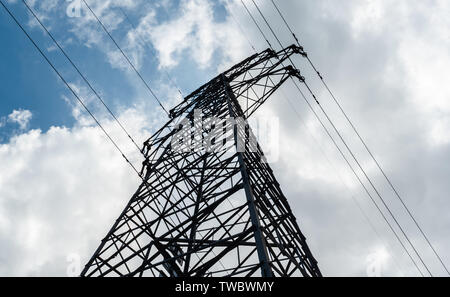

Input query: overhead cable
[82,0,169,116]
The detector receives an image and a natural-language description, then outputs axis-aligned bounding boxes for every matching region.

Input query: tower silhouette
[81,45,322,277]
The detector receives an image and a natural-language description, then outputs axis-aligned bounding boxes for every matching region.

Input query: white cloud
[60,0,247,72]
[351,0,385,37]
[0,104,158,276]
[8,109,33,130]
[134,0,248,70]
[0,117,6,128]
[3,0,450,277]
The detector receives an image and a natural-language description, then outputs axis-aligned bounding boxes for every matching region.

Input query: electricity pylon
[81,45,322,277]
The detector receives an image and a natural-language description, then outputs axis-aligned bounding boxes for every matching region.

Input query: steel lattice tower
[81,45,322,277]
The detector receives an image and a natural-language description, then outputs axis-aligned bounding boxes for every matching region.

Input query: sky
[0,0,449,277]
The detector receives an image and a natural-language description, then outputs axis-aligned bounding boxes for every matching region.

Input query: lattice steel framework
[81,45,322,277]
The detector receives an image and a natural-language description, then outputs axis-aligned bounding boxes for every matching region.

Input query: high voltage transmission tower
[1,0,447,278]
[81,45,322,277]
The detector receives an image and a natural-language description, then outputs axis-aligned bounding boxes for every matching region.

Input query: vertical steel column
[222,74,273,277]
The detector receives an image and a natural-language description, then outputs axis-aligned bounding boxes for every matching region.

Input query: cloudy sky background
[0,0,449,276]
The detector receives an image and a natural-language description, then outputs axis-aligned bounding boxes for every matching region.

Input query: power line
[0,4,205,271]
[21,0,142,154]
[81,0,169,116]
[118,7,244,272]
[227,7,257,53]
[226,8,406,275]
[269,0,301,46]
[0,2,200,237]
[14,1,196,238]
[251,1,283,51]
[296,81,424,277]
[269,0,449,276]
[252,0,433,276]
[0,0,141,178]
[232,0,411,276]
[79,6,240,275]
[243,0,430,276]
[240,0,272,50]
[279,87,408,276]
[302,81,428,277]
[279,86,408,276]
